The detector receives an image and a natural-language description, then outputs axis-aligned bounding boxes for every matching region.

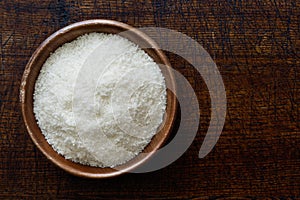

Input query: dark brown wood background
[0,0,299,199]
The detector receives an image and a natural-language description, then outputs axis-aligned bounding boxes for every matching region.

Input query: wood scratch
[2,32,14,48]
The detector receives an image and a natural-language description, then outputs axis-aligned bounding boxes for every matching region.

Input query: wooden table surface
[0,0,299,199]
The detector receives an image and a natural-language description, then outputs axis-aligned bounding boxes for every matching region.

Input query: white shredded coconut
[33,33,167,167]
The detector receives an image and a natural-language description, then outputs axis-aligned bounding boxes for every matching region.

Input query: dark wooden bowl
[20,19,177,178]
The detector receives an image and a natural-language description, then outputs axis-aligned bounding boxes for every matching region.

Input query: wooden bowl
[20,19,177,178]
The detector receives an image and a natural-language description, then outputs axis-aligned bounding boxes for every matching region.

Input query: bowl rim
[20,19,177,178]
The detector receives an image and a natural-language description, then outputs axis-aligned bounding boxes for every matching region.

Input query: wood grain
[0,0,299,198]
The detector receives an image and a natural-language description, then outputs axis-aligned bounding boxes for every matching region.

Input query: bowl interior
[20,19,176,178]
